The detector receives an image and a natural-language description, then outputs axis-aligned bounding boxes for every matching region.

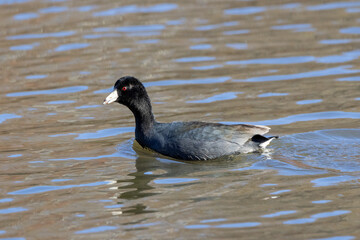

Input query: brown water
[1,0,360,239]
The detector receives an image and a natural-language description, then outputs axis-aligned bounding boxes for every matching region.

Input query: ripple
[226,43,248,50]
[319,39,352,45]
[166,18,185,25]
[258,92,288,97]
[10,42,39,51]
[0,207,28,214]
[187,92,242,103]
[222,111,360,126]
[0,0,30,4]
[83,33,122,39]
[93,3,177,17]
[307,2,360,11]
[215,222,261,228]
[262,210,297,218]
[201,218,226,223]
[283,218,315,224]
[118,48,131,52]
[234,65,360,82]
[312,200,332,204]
[195,21,238,31]
[0,113,22,124]
[270,189,291,195]
[192,64,223,70]
[8,181,110,195]
[227,56,315,65]
[190,44,212,50]
[49,152,124,161]
[223,29,249,35]
[13,12,38,20]
[115,24,165,33]
[136,39,159,44]
[340,27,360,34]
[224,6,266,15]
[47,100,75,105]
[8,154,22,158]
[75,226,118,234]
[311,210,351,219]
[39,6,68,13]
[272,24,314,32]
[275,129,360,173]
[55,43,90,52]
[296,99,323,105]
[75,127,134,139]
[75,105,101,109]
[312,236,355,240]
[153,178,198,184]
[77,5,95,12]
[281,3,301,9]
[105,204,124,209]
[0,198,13,203]
[337,76,360,81]
[7,31,75,40]
[7,86,88,97]
[144,76,231,87]
[51,179,71,182]
[26,74,47,79]
[174,56,215,62]
[311,175,358,187]
[316,50,360,63]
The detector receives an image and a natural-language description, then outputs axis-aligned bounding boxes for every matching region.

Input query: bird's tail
[252,135,279,148]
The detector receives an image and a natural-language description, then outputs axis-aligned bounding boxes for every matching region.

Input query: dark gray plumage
[103,76,277,160]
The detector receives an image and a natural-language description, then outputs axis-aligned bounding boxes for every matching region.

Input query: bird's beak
[103,90,118,105]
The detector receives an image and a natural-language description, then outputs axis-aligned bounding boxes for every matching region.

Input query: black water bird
[103,76,277,160]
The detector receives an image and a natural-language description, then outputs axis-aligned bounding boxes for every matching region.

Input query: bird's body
[103,76,277,160]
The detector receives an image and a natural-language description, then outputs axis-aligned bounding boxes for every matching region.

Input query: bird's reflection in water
[109,139,268,216]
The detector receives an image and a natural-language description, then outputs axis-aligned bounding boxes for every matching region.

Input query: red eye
[122,86,127,91]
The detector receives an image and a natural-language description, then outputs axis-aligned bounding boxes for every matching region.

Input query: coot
[103,76,277,160]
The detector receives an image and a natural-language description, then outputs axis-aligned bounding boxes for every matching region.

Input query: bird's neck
[129,98,155,140]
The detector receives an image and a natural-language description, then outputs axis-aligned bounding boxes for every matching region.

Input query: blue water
[10,42,39,51]
[8,181,110,195]
[174,56,216,62]
[261,210,297,218]
[75,226,118,234]
[39,6,68,13]
[187,92,242,103]
[47,100,76,105]
[258,93,289,97]
[272,24,314,32]
[224,6,266,15]
[0,207,28,214]
[7,86,88,97]
[0,114,22,124]
[7,31,75,40]
[55,43,90,52]
[190,44,212,50]
[222,111,360,126]
[284,210,351,225]
[153,178,198,184]
[13,12,38,20]
[234,65,359,82]
[93,3,177,17]
[296,99,323,105]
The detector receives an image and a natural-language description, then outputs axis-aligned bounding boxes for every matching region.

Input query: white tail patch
[259,137,275,148]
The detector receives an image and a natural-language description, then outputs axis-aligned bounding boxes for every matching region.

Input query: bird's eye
[122,86,127,91]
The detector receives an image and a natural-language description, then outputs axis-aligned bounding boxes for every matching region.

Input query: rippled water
[1,0,360,239]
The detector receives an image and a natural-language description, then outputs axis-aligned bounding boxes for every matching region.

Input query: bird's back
[140,121,270,160]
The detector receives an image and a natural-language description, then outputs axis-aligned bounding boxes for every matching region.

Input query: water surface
[1,0,359,239]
